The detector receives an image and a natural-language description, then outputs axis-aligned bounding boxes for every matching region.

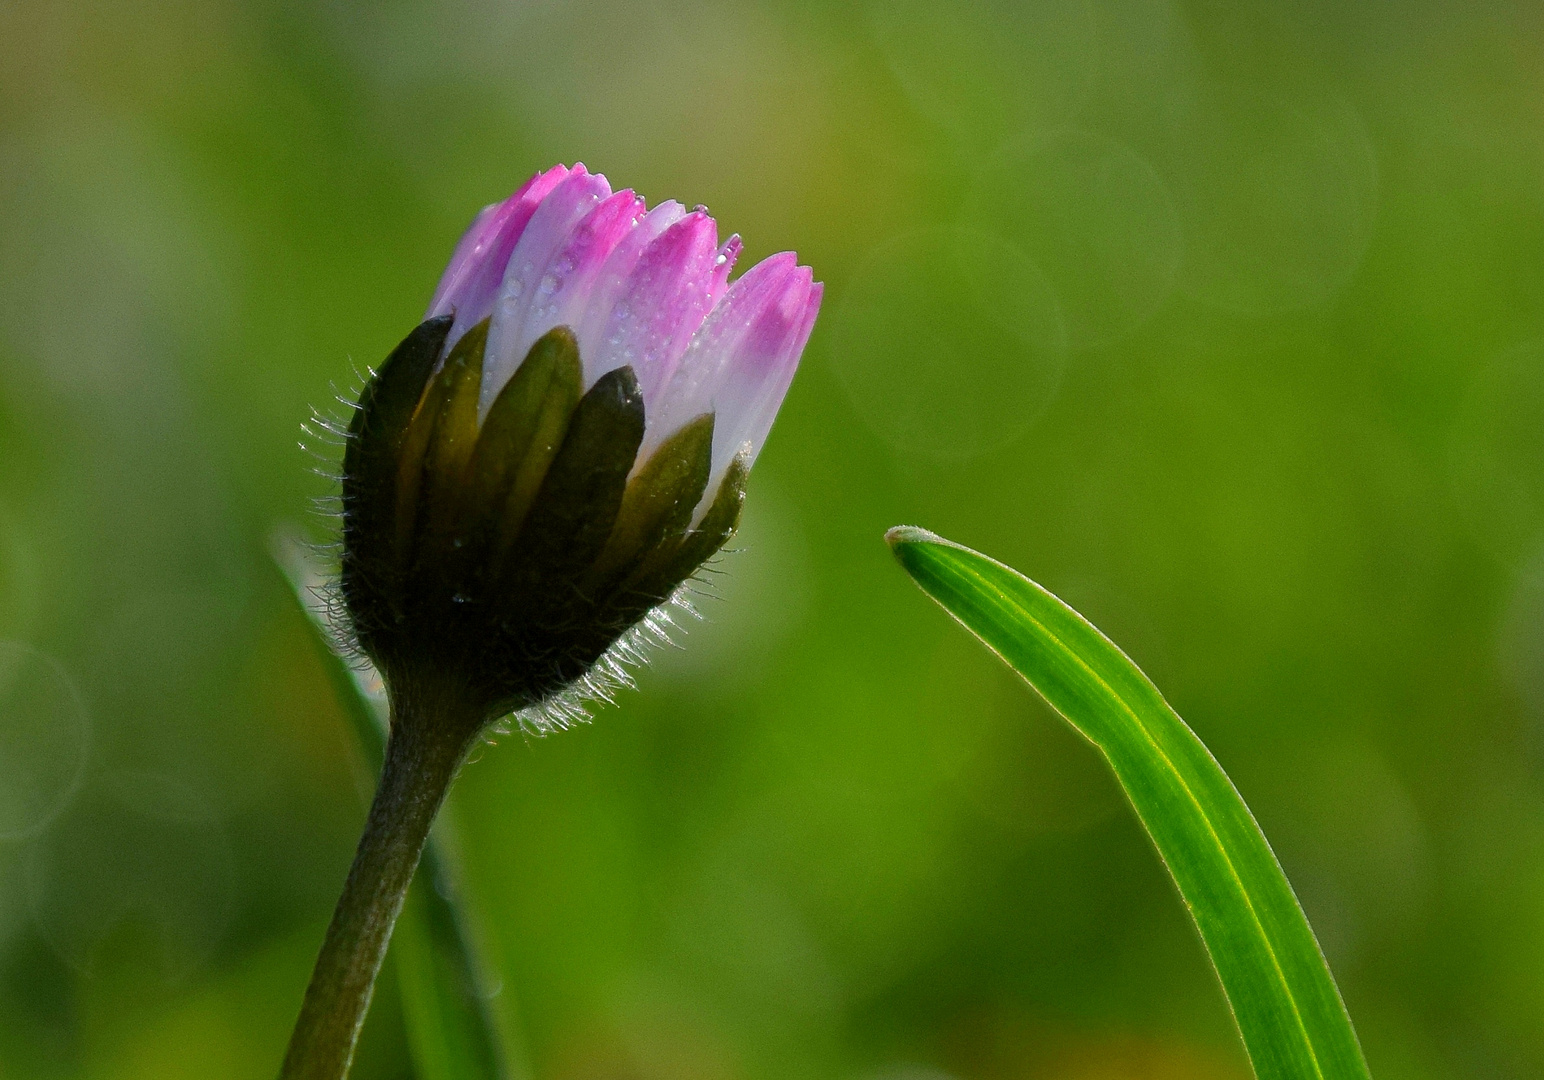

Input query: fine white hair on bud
[496,578,710,738]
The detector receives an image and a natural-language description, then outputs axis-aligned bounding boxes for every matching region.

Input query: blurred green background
[1,0,1543,1076]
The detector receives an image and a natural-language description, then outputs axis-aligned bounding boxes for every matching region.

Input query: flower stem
[280,696,479,1080]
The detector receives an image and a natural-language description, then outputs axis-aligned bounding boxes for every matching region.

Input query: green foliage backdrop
[1,1,1542,1077]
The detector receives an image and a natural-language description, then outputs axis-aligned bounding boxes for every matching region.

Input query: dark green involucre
[341,317,747,732]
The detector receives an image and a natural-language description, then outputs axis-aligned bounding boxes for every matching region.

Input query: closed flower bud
[284,166,818,1080]
[340,163,821,734]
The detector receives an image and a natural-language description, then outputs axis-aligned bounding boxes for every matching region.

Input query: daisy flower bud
[281,166,818,1080]
[342,163,819,732]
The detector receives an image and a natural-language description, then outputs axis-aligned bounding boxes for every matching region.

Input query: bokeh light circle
[1499,549,1544,733]
[0,641,89,840]
[830,227,1068,462]
[0,504,40,641]
[867,0,1098,148]
[1450,340,1544,567]
[26,771,235,982]
[1171,87,1378,314]
[966,128,1183,349]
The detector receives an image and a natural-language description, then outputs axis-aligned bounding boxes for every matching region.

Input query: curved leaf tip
[883,525,1370,1080]
[884,524,941,549]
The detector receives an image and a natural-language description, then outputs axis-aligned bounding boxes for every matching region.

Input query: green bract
[341,316,748,731]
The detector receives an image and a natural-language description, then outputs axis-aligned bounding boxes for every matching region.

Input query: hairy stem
[280,696,479,1080]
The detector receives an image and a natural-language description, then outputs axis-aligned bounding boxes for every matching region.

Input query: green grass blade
[270,531,520,1080]
[393,825,513,1080]
[886,526,1369,1080]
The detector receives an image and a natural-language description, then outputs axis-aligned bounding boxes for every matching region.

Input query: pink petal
[481,165,614,414]
[640,252,801,466]
[584,211,724,400]
[571,200,688,368]
[427,164,570,348]
[499,188,647,387]
[710,275,821,482]
[422,164,816,493]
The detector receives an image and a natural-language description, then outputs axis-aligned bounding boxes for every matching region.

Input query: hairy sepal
[339,318,753,728]
[341,315,451,653]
